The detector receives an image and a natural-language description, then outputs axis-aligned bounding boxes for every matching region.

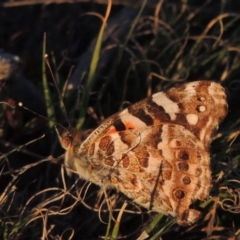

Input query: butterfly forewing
[81,81,227,151]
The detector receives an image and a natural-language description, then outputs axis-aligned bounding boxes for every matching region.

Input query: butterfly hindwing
[83,124,210,225]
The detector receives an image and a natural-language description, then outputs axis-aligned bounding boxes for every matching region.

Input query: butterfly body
[57,81,228,226]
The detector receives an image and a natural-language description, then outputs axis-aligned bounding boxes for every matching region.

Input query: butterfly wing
[59,81,227,225]
[80,81,227,152]
[79,124,210,225]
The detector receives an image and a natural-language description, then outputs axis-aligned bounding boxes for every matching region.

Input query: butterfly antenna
[45,53,71,128]
[18,102,67,131]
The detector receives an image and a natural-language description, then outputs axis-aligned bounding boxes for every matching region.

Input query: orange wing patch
[124,121,135,130]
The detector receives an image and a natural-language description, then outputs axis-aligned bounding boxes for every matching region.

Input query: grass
[1,0,240,239]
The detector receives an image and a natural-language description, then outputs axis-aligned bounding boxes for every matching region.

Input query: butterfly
[56,81,228,226]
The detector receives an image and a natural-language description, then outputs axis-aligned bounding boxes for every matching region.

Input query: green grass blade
[42,33,56,128]
[76,0,112,129]
[102,0,147,102]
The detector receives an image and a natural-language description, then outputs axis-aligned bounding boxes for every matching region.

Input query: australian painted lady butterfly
[56,81,228,226]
